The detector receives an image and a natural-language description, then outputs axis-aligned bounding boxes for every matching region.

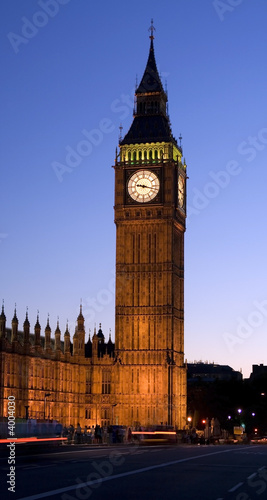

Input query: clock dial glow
[178,176,185,208]
[128,170,160,203]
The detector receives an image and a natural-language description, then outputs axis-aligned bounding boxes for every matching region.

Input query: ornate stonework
[0,33,187,429]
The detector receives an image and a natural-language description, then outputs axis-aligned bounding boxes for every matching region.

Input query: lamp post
[24,405,29,420]
[44,393,51,421]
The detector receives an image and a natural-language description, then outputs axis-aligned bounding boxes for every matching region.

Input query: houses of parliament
[0,27,187,430]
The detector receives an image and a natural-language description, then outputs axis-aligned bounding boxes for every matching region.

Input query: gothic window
[137,234,140,264]
[101,408,110,421]
[132,233,135,264]
[149,150,153,160]
[85,408,91,420]
[102,371,111,394]
[86,371,91,394]
[154,233,157,262]
[137,369,140,393]
[18,364,22,388]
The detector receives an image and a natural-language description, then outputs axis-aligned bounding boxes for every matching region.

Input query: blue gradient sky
[1,0,267,378]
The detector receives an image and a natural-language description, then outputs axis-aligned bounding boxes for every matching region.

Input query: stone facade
[0,32,187,430]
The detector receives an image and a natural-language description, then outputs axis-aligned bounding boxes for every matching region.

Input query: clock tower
[113,27,187,428]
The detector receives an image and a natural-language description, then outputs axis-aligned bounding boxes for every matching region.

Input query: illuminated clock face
[178,176,185,208]
[128,170,160,203]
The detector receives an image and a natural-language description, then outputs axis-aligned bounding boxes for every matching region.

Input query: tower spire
[149,18,155,40]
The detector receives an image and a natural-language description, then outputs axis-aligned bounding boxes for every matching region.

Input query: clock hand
[136,183,158,190]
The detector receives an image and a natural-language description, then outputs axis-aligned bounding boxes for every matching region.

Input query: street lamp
[44,393,51,421]
[24,405,29,420]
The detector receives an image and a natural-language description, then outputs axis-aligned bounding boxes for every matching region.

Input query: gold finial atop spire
[149,18,155,40]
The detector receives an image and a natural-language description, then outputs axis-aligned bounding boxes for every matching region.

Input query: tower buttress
[64,322,71,354]
[23,310,30,344]
[73,305,85,356]
[11,306,18,343]
[45,316,51,351]
[55,320,61,351]
[34,313,41,346]
[0,302,6,339]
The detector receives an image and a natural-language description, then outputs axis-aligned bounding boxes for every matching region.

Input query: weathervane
[149,19,156,40]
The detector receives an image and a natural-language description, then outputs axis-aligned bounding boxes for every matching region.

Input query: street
[1,443,267,500]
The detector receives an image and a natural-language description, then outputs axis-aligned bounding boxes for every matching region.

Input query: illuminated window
[102,371,111,394]
[85,408,91,420]
[101,408,110,421]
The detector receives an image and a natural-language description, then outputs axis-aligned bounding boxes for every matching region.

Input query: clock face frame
[178,176,185,208]
[127,170,160,203]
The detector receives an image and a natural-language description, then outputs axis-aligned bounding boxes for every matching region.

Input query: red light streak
[0,437,67,444]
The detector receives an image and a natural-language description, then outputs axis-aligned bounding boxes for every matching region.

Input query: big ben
[114,24,187,428]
